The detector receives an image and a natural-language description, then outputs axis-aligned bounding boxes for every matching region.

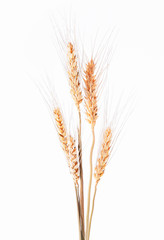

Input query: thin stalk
[78,111,85,240]
[86,125,95,240]
[75,185,81,240]
[88,183,98,239]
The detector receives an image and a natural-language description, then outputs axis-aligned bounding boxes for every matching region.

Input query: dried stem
[88,183,97,239]
[78,111,85,240]
[86,125,95,240]
[87,128,112,238]
[75,185,81,240]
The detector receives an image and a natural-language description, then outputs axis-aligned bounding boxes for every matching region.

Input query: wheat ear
[68,135,79,186]
[54,107,80,185]
[83,59,98,126]
[83,59,98,240]
[67,42,83,111]
[88,127,112,239]
[94,127,112,184]
[67,42,85,239]
[54,108,69,157]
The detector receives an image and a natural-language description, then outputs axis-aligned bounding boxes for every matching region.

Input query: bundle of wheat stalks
[39,33,130,240]
[53,40,114,240]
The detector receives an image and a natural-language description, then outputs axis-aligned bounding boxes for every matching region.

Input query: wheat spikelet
[83,59,98,126]
[68,135,79,186]
[54,108,69,157]
[67,42,83,110]
[94,127,112,184]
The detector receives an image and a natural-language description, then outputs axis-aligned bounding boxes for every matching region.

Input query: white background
[0,0,164,239]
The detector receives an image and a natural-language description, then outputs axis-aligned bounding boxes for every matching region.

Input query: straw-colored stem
[86,125,95,240]
[75,185,81,240]
[88,183,98,239]
[78,111,85,240]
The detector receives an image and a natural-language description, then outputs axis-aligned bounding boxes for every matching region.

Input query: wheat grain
[94,127,112,184]
[83,59,98,127]
[67,42,83,111]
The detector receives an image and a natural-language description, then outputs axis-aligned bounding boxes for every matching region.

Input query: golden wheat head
[67,42,83,111]
[83,59,98,126]
[94,127,112,184]
[54,108,79,186]
[54,108,69,157]
[68,135,79,186]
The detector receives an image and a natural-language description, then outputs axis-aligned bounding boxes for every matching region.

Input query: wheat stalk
[88,183,97,240]
[68,135,82,240]
[88,127,112,239]
[67,42,85,239]
[78,111,85,240]
[54,107,82,239]
[69,134,82,240]
[75,185,82,240]
[83,59,98,240]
